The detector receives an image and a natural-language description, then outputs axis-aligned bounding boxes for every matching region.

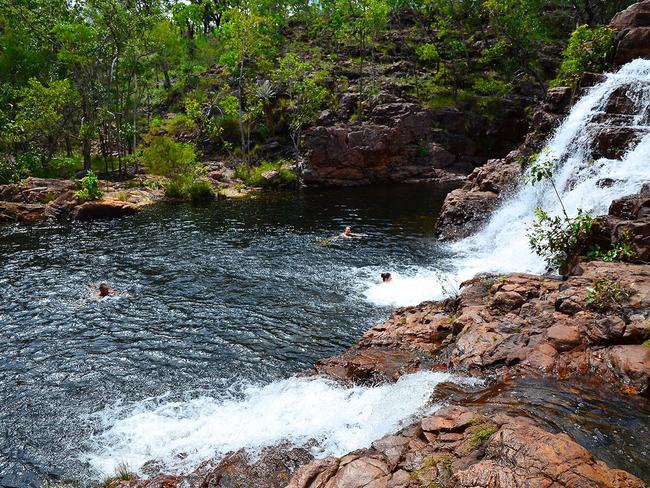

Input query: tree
[272,53,328,157]
[333,0,389,113]
[220,8,276,162]
[13,78,78,167]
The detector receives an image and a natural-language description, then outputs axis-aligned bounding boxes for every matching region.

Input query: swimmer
[340,226,367,239]
[96,283,115,297]
[381,272,392,283]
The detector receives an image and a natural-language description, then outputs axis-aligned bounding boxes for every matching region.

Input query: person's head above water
[381,272,392,282]
[343,226,352,236]
[98,283,110,297]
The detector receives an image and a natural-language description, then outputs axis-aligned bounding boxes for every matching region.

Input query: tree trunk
[238,58,247,164]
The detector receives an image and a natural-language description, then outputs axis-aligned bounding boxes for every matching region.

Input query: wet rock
[72,198,140,221]
[316,261,650,395]
[314,348,420,383]
[288,410,644,488]
[434,156,521,240]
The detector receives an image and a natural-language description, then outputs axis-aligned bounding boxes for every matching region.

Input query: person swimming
[340,226,367,239]
[340,226,353,238]
[96,283,114,297]
[381,272,392,283]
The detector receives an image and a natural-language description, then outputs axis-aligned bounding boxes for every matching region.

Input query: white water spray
[84,372,481,476]
[366,58,650,304]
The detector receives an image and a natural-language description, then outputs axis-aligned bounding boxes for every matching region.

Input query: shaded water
[0,184,455,485]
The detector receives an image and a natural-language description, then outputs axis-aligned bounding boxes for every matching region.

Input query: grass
[97,463,137,488]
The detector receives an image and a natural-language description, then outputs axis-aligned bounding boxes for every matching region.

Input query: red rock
[546,324,582,351]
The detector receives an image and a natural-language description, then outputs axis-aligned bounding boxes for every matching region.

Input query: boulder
[434,157,521,240]
[72,198,140,221]
[611,1,650,65]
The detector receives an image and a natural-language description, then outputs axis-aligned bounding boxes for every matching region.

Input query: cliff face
[301,89,532,187]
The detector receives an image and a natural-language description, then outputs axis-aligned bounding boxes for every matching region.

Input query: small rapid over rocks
[366,59,650,306]
[84,372,482,476]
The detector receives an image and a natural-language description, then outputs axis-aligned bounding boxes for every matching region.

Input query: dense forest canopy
[0,0,635,184]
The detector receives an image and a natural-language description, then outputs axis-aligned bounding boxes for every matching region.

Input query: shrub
[585,228,637,262]
[233,160,296,188]
[585,279,634,312]
[528,208,593,270]
[75,170,103,203]
[472,77,511,97]
[139,135,198,178]
[186,178,215,204]
[164,174,214,204]
[552,25,614,87]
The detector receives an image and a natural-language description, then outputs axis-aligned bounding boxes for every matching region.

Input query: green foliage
[585,279,634,312]
[164,173,215,203]
[528,207,593,269]
[233,160,296,188]
[75,170,103,203]
[552,25,614,87]
[472,77,511,97]
[585,230,637,262]
[139,136,198,178]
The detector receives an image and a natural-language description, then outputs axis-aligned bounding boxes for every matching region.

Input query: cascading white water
[453,58,650,280]
[83,372,481,476]
[366,58,650,306]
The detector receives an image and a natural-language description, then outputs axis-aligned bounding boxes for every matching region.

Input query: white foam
[362,270,450,307]
[83,372,481,476]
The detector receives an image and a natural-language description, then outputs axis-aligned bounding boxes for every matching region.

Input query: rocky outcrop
[611,1,650,65]
[433,81,581,240]
[0,177,162,224]
[432,154,522,240]
[302,89,532,186]
[72,198,141,221]
[287,406,644,488]
[315,261,650,396]
[591,184,650,261]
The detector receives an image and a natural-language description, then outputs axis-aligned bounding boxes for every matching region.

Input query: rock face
[432,154,522,240]
[591,184,650,261]
[315,261,650,396]
[287,407,644,488]
[0,177,162,224]
[433,82,579,239]
[302,89,532,186]
[611,1,650,65]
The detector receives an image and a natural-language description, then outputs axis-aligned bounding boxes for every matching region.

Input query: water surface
[0,184,454,485]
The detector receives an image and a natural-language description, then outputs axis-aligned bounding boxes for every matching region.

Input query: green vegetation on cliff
[0,0,634,183]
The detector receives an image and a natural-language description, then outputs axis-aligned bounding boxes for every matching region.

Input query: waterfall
[366,58,650,306]
[452,58,650,281]
[86,60,650,478]
[83,372,481,476]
